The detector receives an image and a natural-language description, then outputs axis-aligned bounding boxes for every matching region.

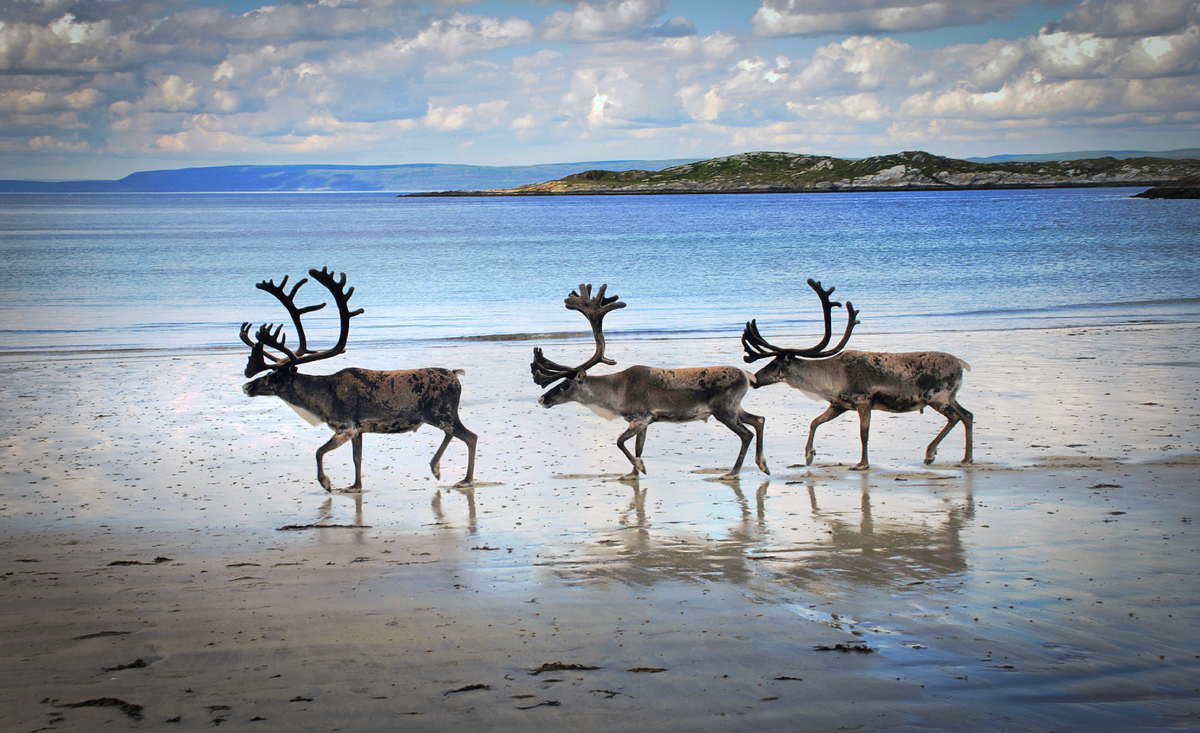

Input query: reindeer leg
[806,405,846,466]
[635,427,647,458]
[430,431,453,481]
[349,433,364,491]
[746,411,770,475]
[737,410,770,476]
[315,431,353,491]
[714,410,756,480]
[851,405,872,471]
[926,400,973,466]
[958,402,974,466]
[617,420,650,478]
[924,407,958,466]
[452,419,478,488]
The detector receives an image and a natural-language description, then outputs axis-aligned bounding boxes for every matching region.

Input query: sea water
[0,187,1197,354]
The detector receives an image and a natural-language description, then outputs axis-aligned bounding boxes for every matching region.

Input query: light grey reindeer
[240,267,476,491]
[532,284,769,480]
[743,279,972,470]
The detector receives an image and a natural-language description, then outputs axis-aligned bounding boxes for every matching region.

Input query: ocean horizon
[2,187,1197,355]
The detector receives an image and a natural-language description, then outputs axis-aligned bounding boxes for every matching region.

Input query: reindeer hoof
[452,479,475,489]
[319,476,333,491]
[430,463,441,480]
[805,452,815,466]
[850,463,870,472]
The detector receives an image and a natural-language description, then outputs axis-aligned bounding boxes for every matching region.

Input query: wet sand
[2,323,1198,731]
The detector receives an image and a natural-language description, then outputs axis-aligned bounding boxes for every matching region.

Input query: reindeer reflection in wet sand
[240,268,477,491]
[743,279,972,470]
[532,284,769,481]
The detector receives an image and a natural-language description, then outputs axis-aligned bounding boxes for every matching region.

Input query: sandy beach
[2,322,1198,731]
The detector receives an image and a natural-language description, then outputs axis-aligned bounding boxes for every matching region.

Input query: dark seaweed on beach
[104,658,148,671]
[517,700,561,709]
[108,557,172,566]
[626,667,667,673]
[73,630,131,640]
[58,697,144,720]
[276,524,372,531]
[592,689,631,698]
[812,643,875,653]
[529,661,602,675]
[445,684,491,695]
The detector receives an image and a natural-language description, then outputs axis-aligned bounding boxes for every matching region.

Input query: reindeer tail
[453,369,466,376]
[956,358,971,372]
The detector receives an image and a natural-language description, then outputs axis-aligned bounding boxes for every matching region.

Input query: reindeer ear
[576,370,587,380]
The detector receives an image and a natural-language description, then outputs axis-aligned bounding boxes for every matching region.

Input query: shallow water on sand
[1,330,1197,730]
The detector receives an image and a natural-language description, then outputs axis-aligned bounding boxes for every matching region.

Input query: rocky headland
[1133,173,1200,198]
[405,150,1200,197]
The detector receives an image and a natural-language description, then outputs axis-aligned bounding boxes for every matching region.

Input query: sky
[2,0,1199,180]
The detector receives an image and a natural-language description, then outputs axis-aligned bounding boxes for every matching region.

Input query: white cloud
[1046,0,1200,38]
[144,75,202,112]
[540,0,669,42]
[406,12,535,57]
[29,135,89,152]
[751,0,1037,36]
[425,99,509,131]
[789,92,889,122]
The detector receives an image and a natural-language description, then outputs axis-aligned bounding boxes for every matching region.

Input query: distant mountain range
[966,148,1200,163]
[2,149,1197,193]
[0,160,699,194]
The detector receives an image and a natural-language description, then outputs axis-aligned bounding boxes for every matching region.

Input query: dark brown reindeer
[532,284,769,481]
[240,267,476,491]
[743,279,972,470]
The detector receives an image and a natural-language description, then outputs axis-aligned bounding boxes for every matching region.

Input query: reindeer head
[530,283,625,407]
[742,279,860,386]
[240,267,364,395]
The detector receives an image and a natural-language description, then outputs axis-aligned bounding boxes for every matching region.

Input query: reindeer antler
[255,274,325,356]
[742,278,860,363]
[531,283,626,387]
[241,267,365,378]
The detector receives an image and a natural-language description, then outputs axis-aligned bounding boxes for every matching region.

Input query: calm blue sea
[1,187,1197,353]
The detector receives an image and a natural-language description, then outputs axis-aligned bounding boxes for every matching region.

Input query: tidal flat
[1,323,1198,731]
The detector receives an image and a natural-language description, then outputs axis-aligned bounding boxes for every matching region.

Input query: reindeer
[532,284,769,481]
[240,267,476,491]
[743,279,972,470]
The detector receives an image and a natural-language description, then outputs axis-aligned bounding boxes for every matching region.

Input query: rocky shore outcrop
[1133,173,1200,199]
[405,150,1200,197]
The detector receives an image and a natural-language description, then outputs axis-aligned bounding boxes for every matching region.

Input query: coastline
[2,321,1198,730]
[402,179,1176,197]
[400,150,1200,197]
